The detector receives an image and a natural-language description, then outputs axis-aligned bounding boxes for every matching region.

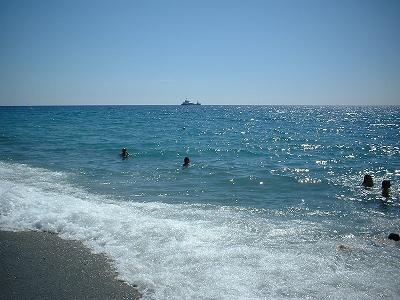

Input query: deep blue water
[1,105,399,299]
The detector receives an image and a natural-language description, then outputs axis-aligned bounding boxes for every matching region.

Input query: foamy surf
[1,161,399,299]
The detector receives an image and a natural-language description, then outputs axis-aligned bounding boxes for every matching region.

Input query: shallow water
[1,105,399,299]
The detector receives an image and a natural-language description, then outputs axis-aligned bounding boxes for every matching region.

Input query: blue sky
[1,0,399,105]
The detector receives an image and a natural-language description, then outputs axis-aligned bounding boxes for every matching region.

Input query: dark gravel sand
[0,230,140,299]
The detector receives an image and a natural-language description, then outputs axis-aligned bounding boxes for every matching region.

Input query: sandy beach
[0,230,140,299]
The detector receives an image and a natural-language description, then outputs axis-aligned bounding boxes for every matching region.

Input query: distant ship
[181,99,201,105]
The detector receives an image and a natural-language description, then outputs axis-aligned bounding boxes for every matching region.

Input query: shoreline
[0,230,141,299]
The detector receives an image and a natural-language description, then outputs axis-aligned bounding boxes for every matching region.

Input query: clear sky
[1,0,399,106]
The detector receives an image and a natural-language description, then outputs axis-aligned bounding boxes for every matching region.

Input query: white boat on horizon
[181,99,201,105]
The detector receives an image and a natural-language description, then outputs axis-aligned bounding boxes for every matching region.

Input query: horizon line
[1,103,400,107]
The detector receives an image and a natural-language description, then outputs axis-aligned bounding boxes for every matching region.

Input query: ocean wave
[1,161,400,299]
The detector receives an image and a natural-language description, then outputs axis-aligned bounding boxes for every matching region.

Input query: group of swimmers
[362,174,392,197]
[120,147,190,167]
[120,149,398,242]
[362,174,399,242]
[121,151,392,192]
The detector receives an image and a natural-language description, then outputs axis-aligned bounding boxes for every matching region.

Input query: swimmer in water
[381,180,391,198]
[362,174,373,188]
[120,148,129,158]
[183,157,190,167]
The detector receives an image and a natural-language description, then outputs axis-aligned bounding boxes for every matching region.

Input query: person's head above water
[362,174,374,188]
[183,157,190,167]
[121,148,129,158]
[381,180,391,197]
[382,180,391,189]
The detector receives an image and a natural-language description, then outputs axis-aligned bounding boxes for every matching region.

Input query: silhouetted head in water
[183,157,190,167]
[362,174,373,188]
[381,180,391,197]
[382,180,391,189]
[388,233,400,241]
[121,148,129,158]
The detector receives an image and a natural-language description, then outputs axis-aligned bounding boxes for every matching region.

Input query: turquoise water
[1,105,399,299]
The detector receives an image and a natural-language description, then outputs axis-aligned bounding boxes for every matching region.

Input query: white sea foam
[1,162,399,299]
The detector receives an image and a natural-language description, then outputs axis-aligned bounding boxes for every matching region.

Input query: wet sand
[0,230,140,299]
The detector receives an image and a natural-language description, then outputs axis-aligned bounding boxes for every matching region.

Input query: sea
[1,105,399,299]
